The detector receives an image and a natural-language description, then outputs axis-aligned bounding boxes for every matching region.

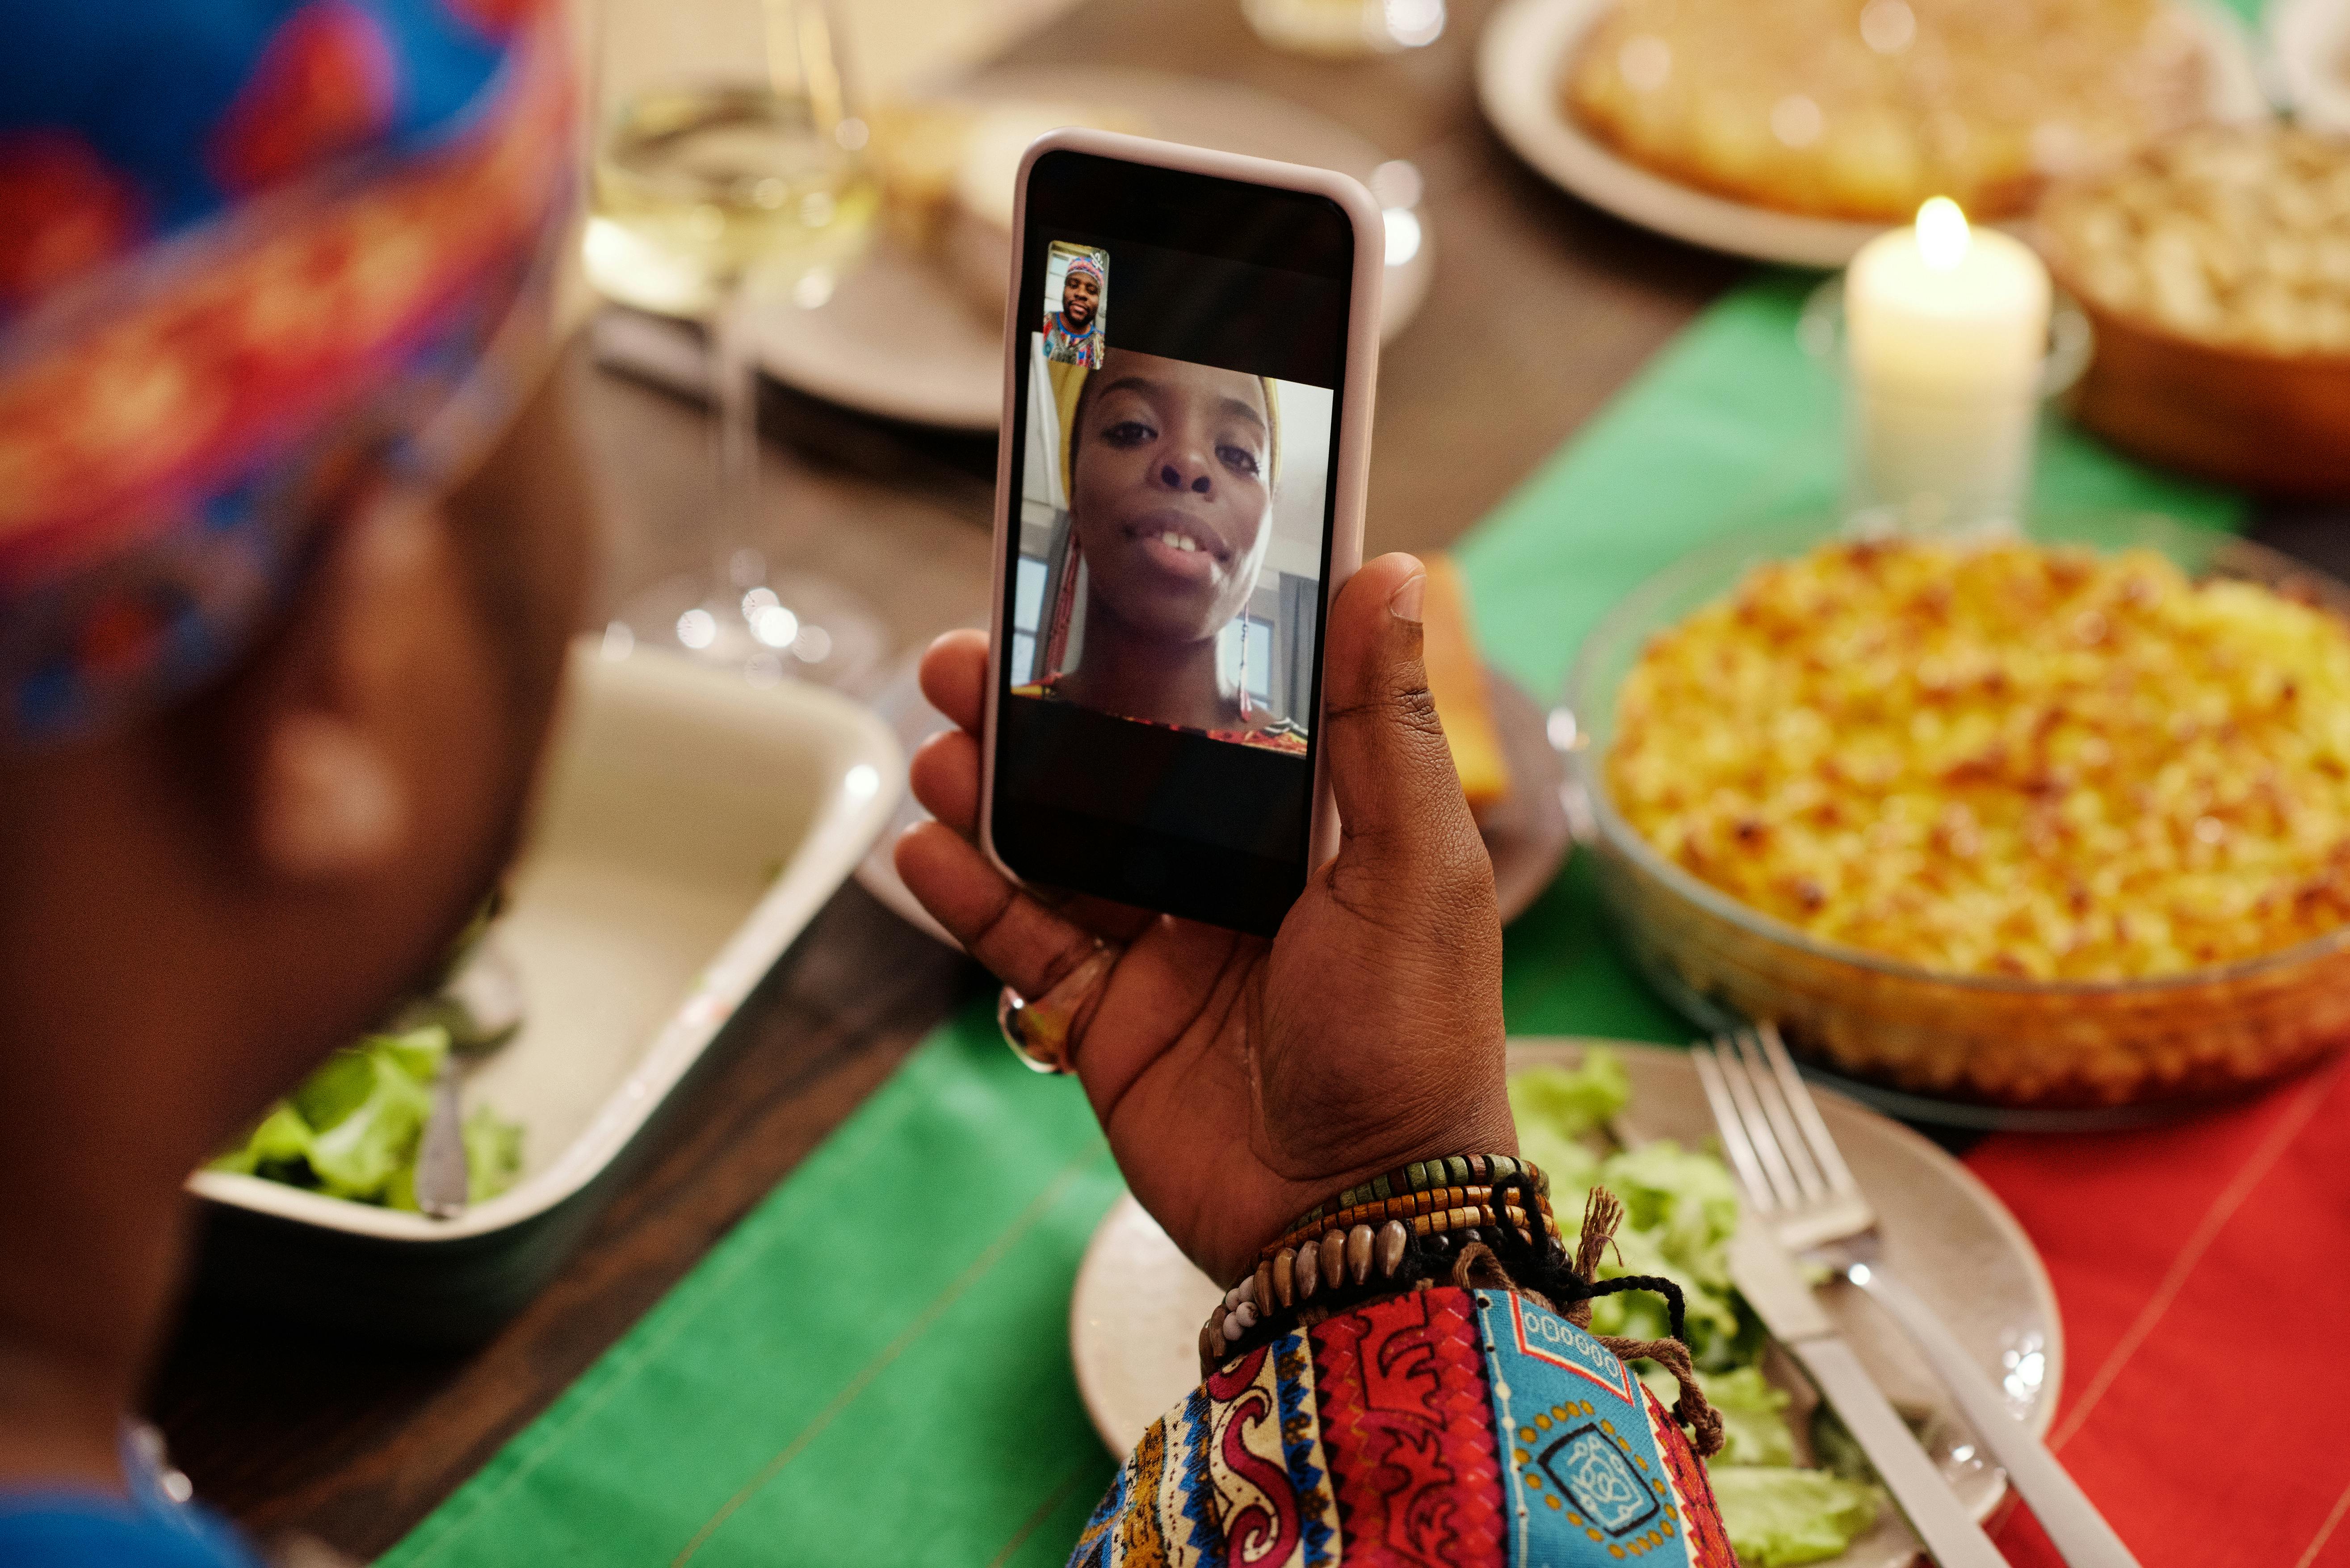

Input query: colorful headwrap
[1061,253,1104,288]
[0,0,575,746]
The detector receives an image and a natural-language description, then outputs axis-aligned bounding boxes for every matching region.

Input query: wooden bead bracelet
[1201,1178,1730,1471]
[1204,1157,1559,1373]
[1258,1154,1560,1266]
[1277,1153,1550,1237]
[1258,1186,1561,1263]
[1203,1217,1413,1371]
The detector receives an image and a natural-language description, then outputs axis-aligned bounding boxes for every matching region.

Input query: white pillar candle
[1842,198,2052,529]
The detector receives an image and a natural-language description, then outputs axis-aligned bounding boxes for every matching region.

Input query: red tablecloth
[1966,1057,2350,1568]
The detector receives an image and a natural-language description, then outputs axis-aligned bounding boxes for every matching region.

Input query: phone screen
[992,148,1358,936]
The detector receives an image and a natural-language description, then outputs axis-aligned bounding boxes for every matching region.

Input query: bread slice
[1421,555,1512,814]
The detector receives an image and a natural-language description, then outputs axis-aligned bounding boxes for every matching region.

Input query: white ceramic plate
[750,67,1437,430]
[1476,0,2274,267]
[1069,1037,2062,1568]
[189,642,901,1334]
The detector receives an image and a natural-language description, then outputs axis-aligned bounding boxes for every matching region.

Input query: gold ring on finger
[996,939,1120,1074]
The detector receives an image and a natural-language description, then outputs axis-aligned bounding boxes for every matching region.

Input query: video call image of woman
[1015,342,1326,756]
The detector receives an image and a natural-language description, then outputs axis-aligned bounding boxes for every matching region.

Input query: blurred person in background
[0,1,584,1561]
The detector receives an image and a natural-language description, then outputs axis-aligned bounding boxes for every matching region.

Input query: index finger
[918,629,988,734]
[896,819,1103,1001]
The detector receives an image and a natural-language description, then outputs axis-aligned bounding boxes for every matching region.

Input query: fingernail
[1389,571,1426,625]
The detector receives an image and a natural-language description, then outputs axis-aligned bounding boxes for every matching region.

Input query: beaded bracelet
[1204,1157,1557,1371]
[1257,1155,1560,1266]
[1203,1218,1443,1372]
[1258,1186,1562,1262]
[1278,1154,1549,1237]
[1201,1180,1728,1463]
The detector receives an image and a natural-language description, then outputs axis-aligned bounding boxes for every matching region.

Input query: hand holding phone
[896,554,1515,1286]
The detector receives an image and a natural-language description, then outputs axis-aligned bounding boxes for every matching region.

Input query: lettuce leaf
[302,1042,434,1199]
[1700,1366,1799,1467]
[1567,1139,1750,1366]
[1515,1120,1604,1197]
[1630,1364,1797,1469]
[207,1103,314,1177]
[1599,1139,1742,1267]
[1508,1049,1885,1559]
[463,1103,524,1202]
[1704,1467,1885,1566]
[1503,1052,1623,1277]
[1579,1213,1746,1360]
[209,1026,521,1209]
[1507,1052,1632,1141]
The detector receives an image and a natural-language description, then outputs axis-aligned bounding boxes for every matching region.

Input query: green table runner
[385,272,2243,1565]
[383,1010,1125,1568]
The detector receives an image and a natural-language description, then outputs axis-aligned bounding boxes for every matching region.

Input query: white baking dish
[185,638,902,1341]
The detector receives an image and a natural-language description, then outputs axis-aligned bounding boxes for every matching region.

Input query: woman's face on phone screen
[1070,348,1272,643]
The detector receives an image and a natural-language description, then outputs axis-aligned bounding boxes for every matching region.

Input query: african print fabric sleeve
[1068,1286,1736,1568]
[1042,311,1100,368]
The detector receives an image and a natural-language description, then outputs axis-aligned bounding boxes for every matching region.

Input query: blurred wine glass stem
[586,0,886,687]
[712,279,760,560]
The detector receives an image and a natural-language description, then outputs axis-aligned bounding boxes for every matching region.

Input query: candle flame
[1917,197,1969,270]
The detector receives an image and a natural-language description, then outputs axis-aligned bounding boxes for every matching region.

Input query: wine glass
[584,0,887,689]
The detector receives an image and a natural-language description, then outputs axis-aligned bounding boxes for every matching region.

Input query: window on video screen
[1009,241,1335,758]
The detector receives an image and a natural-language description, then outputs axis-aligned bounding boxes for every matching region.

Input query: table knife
[1727,1221,2009,1568]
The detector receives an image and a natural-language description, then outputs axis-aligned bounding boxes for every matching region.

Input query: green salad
[212,901,527,1210]
[211,1026,523,1209]
[1510,1051,1887,1567]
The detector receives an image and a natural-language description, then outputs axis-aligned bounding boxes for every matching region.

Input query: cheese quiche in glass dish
[1565,511,2350,1124]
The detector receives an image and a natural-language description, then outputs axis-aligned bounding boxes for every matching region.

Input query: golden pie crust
[1563,0,2209,222]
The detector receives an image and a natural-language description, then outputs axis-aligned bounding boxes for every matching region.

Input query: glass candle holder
[1800,276,2094,536]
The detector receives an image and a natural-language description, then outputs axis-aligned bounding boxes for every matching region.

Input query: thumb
[1318,553,1484,877]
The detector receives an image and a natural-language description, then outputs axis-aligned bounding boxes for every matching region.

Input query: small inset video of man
[1042,241,1107,368]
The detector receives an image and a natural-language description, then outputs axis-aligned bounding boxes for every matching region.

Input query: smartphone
[978,129,1383,938]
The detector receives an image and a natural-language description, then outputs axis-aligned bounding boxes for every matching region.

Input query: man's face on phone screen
[1062,268,1099,329]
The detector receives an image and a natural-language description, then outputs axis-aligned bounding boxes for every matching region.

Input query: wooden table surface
[143,1,1738,1558]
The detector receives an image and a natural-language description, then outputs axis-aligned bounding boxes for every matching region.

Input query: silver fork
[1693,1024,2141,1568]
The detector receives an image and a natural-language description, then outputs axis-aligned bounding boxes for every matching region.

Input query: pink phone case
[976,128,1385,897]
